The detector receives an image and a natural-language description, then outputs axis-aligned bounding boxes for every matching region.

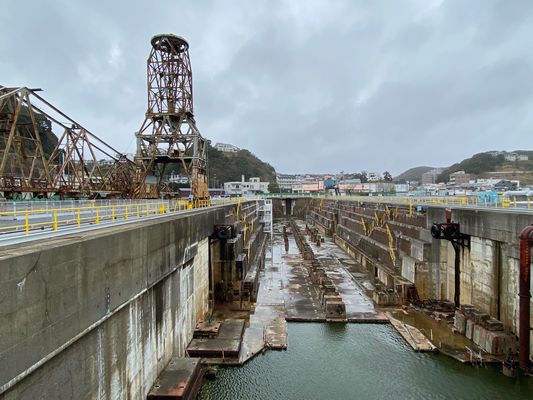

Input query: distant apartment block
[214,142,240,153]
[449,170,471,185]
[276,174,304,191]
[421,168,443,185]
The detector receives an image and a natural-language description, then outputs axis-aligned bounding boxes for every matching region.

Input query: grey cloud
[1,0,532,175]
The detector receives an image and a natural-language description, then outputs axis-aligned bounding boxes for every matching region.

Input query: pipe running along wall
[518,225,533,369]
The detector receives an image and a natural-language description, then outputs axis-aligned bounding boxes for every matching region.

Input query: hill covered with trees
[394,166,434,182]
[207,144,276,187]
[436,151,533,184]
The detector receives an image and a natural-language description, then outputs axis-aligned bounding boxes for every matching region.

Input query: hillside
[0,105,59,175]
[394,166,434,182]
[207,144,276,186]
[437,151,533,185]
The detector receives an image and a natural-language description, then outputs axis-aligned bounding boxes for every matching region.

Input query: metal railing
[259,193,533,211]
[0,197,242,236]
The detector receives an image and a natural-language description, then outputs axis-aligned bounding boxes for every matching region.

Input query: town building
[367,172,381,182]
[338,179,362,193]
[276,174,306,191]
[421,168,443,185]
[214,142,240,153]
[504,152,528,162]
[168,173,189,184]
[292,180,324,193]
[394,184,409,193]
[449,171,471,185]
[224,176,268,195]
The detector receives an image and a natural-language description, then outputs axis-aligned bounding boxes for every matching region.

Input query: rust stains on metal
[134,34,208,200]
[147,357,204,400]
[0,86,134,199]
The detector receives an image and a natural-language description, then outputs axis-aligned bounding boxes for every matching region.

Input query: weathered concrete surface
[147,357,204,400]
[272,198,310,219]
[307,198,533,361]
[426,208,533,360]
[0,205,235,399]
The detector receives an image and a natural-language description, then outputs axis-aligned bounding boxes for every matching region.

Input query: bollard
[53,210,58,231]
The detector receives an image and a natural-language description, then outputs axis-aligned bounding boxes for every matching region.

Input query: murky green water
[198,323,532,400]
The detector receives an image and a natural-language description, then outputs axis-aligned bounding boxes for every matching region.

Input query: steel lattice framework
[0,86,134,199]
[134,34,208,200]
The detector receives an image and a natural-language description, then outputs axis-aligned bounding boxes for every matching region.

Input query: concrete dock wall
[306,199,533,360]
[0,206,234,399]
[426,207,533,339]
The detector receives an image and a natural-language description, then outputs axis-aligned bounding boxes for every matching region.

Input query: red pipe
[518,225,533,369]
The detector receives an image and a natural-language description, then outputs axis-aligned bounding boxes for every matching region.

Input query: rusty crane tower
[134,34,208,200]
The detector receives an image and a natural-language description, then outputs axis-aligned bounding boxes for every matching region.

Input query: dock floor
[196,220,387,366]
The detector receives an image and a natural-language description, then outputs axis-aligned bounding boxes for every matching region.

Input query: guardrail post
[95,209,100,224]
[77,208,81,226]
[145,204,149,217]
[125,205,129,220]
[53,210,58,231]
[25,211,29,235]
[112,206,115,220]
[160,204,165,214]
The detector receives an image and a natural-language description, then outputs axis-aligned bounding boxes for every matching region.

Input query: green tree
[268,181,280,193]
[383,171,393,181]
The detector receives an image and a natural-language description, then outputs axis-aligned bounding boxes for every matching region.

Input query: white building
[504,152,528,162]
[367,172,381,182]
[168,173,189,184]
[214,142,240,153]
[224,176,268,195]
[276,174,306,191]
[394,184,409,193]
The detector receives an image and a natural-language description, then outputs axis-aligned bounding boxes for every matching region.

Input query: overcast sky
[1,0,532,175]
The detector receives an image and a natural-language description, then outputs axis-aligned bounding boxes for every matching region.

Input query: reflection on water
[198,323,533,400]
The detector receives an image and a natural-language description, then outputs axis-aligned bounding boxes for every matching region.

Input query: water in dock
[198,323,533,399]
